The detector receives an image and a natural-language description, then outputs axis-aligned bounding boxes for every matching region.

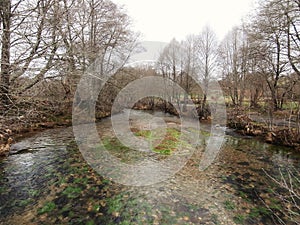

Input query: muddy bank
[0,96,117,156]
[227,113,300,151]
[0,120,72,157]
[2,98,300,157]
[0,99,73,156]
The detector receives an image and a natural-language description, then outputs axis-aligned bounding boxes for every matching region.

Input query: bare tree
[181,34,199,110]
[57,0,138,99]
[219,26,249,106]
[0,0,60,108]
[0,0,11,107]
[158,38,182,82]
[197,26,219,110]
[248,0,289,110]
[283,0,300,76]
[157,38,183,109]
[0,0,138,109]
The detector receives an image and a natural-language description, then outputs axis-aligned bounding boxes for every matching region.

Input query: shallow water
[0,111,299,224]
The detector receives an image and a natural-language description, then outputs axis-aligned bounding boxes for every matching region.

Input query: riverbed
[0,111,299,224]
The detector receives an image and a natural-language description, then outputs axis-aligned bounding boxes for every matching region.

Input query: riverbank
[2,101,300,156]
[0,99,72,156]
[227,107,300,151]
[0,97,116,156]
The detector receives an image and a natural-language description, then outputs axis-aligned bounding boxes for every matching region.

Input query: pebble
[183,216,189,221]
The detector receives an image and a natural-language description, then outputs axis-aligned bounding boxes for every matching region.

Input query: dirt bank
[227,110,300,151]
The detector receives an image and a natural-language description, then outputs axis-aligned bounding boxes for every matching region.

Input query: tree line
[156,0,300,112]
[0,0,138,110]
[1,0,300,116]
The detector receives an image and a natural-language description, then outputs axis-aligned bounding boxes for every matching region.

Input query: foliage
[62,186,82,199]
[233,214,246,224]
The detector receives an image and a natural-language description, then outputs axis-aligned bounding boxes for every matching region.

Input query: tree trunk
[202,93,207,110]
[0,0,11,108]
[272,91,279,111]
[286,1,300,77]
[250,88,260,108]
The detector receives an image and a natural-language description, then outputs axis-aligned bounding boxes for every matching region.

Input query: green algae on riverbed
[0,139,119,224]
[218,137,300,224]
[133,127,183,155]
[0,113,300,224]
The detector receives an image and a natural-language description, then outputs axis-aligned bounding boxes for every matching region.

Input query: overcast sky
[113,0,256,42]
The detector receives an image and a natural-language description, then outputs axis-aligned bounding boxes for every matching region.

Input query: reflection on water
[0,129,73,218]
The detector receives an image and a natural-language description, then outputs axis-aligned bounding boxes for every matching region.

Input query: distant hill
[128,41,167,65]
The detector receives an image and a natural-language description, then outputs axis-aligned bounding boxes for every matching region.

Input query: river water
[0,111,299,225]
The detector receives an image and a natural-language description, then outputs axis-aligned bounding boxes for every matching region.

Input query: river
[0,111,299,225]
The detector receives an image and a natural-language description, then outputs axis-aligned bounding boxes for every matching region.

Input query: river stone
[9,140,32,154]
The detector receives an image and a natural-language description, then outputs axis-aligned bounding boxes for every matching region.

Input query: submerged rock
[9,140,33,155]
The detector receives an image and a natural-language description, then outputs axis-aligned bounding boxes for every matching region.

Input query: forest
[1,0,300,146]
[0,0,300,224]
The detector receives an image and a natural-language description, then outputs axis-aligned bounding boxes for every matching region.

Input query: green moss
[224,200,235,210]
[102,137,131,152]
[106,193,156,224]
[55,177,67,185]
[142,128,182,155]
[38,201,56,215]
[69,165,90,174]
[28,189,40,197]
[233,214,245,224]
[18,199,33,207]
[135,130,152,138]
[62,186,82,198]
[74,177,89,184]
[86,220,95,225]
[93,204,101,212]
[60,205,71,214]
[200,130,211,137]
[101,127,186,156]
[269,198,283,210]
[102,179,111,185]
[107,194,124,214]
[153,149,171,155]
[238,191,248,199]
[249,206,270,218]
[211,213,220,224]
[221,175,227,181]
